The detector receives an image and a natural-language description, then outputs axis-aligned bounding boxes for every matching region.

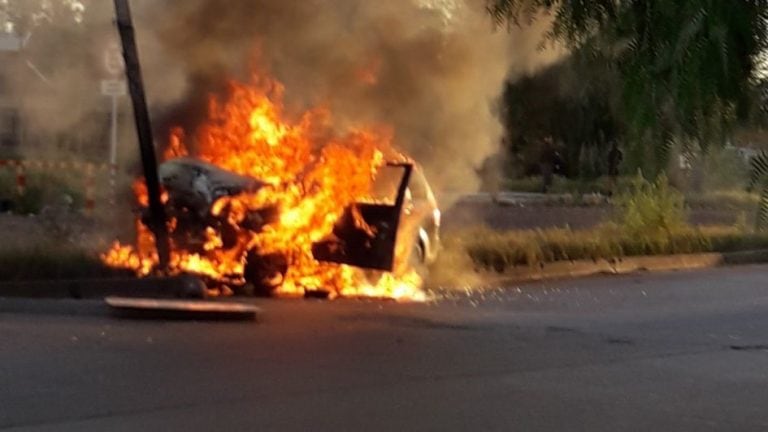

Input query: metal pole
[109,95,118,207]
[113,0,170,271]
[109,95,118,167]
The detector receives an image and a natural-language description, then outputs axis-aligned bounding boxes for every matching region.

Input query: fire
[356,57,382,86]
[102,68,426,302]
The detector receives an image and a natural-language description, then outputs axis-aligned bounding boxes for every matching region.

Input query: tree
[1,0,86,36]
[501,54,622,179]
[488,0,768,175]
[1,0,93,78]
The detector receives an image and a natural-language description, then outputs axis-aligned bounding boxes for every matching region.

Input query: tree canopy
[1,0,87,35]
[488,0,768,174]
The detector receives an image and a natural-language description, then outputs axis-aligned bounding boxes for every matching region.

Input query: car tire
[243,251,288,296]
[408,239,429,283]
[361,238,428,289]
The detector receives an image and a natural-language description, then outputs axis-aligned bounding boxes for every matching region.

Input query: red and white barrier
[15,161,25,196]
[0,159,113,214]
[108,162,118,207]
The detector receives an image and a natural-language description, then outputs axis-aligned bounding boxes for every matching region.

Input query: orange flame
[164,127,189,159]
[102,69,425,302]
[355,57,382,86]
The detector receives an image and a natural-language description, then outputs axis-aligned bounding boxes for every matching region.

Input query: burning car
[103,71,436,301]
[145,156,440,296]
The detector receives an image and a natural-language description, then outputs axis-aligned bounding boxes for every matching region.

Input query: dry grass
[438,224,768,274]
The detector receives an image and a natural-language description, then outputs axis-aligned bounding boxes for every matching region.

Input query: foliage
[0,170,84,215]
[685,189,759,211]
[489,0,768,175]
[748,151,768,228]
[699,147,750,191]
[502,55,623,178]
[0,0,87,35]
[612,172,686,237]
[447,168,768,273]
[451,224,768,273]
[504,174,634,196]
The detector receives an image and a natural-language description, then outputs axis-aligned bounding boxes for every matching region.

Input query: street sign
[100,79,127,96]
[103,41,125,76]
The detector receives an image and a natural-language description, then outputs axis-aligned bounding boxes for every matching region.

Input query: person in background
[539,137,566,193]
[607,141,623,195]
[539,137,554,193]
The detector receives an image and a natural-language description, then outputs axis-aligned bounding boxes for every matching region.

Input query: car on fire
[153,157,440,295]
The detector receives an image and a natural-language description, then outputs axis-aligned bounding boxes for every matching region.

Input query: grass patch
[684,189,760,210]
[504,175,635,195]
[503,174,757,211]
[444,224,768,274]
[448,173,768,273]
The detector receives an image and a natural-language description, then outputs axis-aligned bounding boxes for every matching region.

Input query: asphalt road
[3,266,768,431]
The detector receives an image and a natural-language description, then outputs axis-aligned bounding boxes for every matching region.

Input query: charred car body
[151,157,440,295]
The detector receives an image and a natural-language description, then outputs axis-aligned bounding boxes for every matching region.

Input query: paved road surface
[2,266,768,431]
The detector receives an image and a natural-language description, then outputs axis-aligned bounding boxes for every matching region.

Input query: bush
[503,176,546,193]
[0,170,84,215]
[451,168,768,274]
[613,173,687,237]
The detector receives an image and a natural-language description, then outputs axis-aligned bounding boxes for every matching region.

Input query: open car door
[312,162,412,272]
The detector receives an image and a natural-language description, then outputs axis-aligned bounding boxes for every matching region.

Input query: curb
[0,298,108,317]
[0,277,262,320]
[480,249,768,285]
[0,276,205,300]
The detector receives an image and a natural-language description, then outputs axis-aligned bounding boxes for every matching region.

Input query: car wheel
[243,251,288,296]
[407,239,429,283]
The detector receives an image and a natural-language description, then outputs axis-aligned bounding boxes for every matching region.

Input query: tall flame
[102,69,425,302]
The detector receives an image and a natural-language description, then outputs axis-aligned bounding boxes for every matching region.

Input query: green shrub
[448,171,768,274]
[613,173,687,237]
[503,176,545,193]
[0,170,84,215]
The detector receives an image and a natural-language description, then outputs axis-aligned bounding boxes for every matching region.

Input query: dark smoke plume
[7,0,563,197]
[132,0,563,196]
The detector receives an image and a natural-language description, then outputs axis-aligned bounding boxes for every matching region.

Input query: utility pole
[113,0,170,271]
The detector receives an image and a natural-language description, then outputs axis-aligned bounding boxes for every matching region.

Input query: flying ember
[102,68,428,302]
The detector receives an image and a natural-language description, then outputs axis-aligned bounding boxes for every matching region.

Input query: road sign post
[109,92,119,207]
[101,41,126,208]
[100,78,126,177]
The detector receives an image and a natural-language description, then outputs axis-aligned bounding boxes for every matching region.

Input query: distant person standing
[607,142,623,195]
[539,137,556,193]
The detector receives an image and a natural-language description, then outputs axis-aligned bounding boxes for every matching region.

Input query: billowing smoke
[4,0,563,198]
[131,0,563,197]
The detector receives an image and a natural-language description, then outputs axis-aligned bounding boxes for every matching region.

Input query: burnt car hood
[158,157,412,272]
[159,157,268,213]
